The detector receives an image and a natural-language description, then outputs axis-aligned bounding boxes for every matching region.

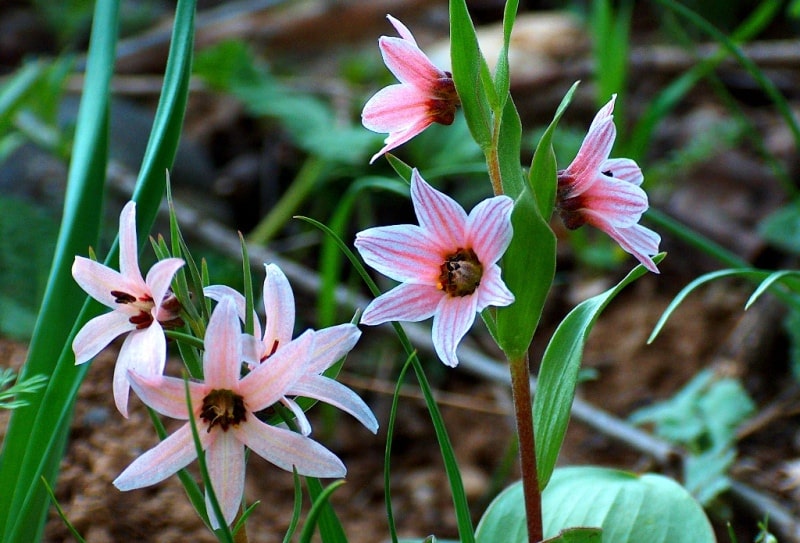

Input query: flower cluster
[73,203,376,528]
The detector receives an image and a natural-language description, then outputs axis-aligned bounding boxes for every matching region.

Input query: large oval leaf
[476,467,714,543]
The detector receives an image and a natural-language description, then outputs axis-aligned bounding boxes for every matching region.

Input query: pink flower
[362,14,460,164]
[556,95,661,273]
[354,169,515,367]
[113,297,346,529]
[72,201,184,417]
[204,263,378,436]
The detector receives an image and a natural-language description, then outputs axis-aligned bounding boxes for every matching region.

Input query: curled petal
[204,285,262,340]
[118,201,145,284]
[145,258,185,313]
[466,195,514,266]
[263,263,296,352]
[235,418,346,478]
[431,295,478,367]
[362,84,433,134]
[72,310,134,365]
[386,14,416,44]
[281,396,312,436]
[411,170,468,249]
[355,224,442,284]
[583,178,648,228]
[114,423,204,490]
[475,265,515,312]
[305,324,361,374]
[567,117,616,194]
[206,431,245,529]
[290,375,379,434]
[379,35,443,86]
[601,158,643,186]
[604,223,662,274]
[361,282,442,326]
[113,324,166,418]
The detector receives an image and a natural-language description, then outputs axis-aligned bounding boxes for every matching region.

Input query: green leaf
[529,81,579,220]
[494,186,556,358]
[479,468,714,542]
[759,202,800,254]
[534,254,664,489]
[449,0,492,148]
[496,94,525,198]
[492,0,519,110]
[542,528,603,543]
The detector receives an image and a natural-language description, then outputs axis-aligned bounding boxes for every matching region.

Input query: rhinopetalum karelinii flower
[204,263,378,436]
[556,95,661,273]
[113,297,346,529]
[355,169,515,367]
[72,201,184,417]
[362,14,460,164]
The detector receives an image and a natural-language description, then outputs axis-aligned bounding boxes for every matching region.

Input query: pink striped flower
[204,263,378,436]
[556,95,661,273]
[362,15,459,164]
[113,297,346,529]
[355,169,514,367]
[72,201,184,417]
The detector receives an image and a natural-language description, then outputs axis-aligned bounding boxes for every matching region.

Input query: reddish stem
[509,352,543,542]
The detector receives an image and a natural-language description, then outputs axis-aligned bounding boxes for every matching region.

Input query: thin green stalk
[247,155,326,245]
[509,352,542,543]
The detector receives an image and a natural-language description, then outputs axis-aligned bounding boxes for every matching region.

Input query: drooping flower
[113,297,346,529]
[555,95,661,273]
[354,169,515,367]
[204,263,378,436]
[72,201,184,417]
[362,14,460,164]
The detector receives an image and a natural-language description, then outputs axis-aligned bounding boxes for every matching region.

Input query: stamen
[110,290,136,304]
[437,248,483,297]
[200,389,247,432]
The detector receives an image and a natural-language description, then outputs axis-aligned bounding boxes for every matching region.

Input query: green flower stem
[486,117,504,196]
[509,352,542,542]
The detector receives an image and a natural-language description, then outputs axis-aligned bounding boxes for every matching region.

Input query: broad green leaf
[542,528,603,543]
[496,93,525,198]
[495,186,556,358]
[544,467,714,542]
[449,0,491,148]
[0,1,119,539]
[534,255,664,489]
[479,468,714,543]
[759,202,800,255]
[492,0,519,110]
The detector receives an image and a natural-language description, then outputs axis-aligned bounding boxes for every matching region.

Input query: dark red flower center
[428,73,459,126]
[437,248,483,297]
[110,289,183,329]
[200,389,247,432]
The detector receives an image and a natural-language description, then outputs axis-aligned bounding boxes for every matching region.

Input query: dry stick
[107,161,800,541]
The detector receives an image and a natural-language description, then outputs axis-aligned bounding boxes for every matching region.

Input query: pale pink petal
[360,282,443,325]
[113,324,167,418]
[241,334,263,367]
[466,195,514,266]
[431,296,478,368]
[567,120,616,195]
[263,264,295,352]
[588,94,617,133]
[204,285,262,340]
[369,117,435,164]
[290,375,379,433]
[127,372,201,420]
[113,423,203,490]
[410,170,468,249]
[362,84,432,133]
[145,258,185,311]
[587,214,661,273]
[203,298,242,389]
[72,256,141,309]
[601,158,643,186]
[386,14,416,44]
[205,431,245,529]
[72,310,135,365]
[239,330,314,411]
[475,265,515,311]
[118,201,145,284]
[355,224,442,283]
[583,178,648,228]
[234,418,346,478]
[305,324,361,374]
[379,35,443,86]
[281,397,312,436]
